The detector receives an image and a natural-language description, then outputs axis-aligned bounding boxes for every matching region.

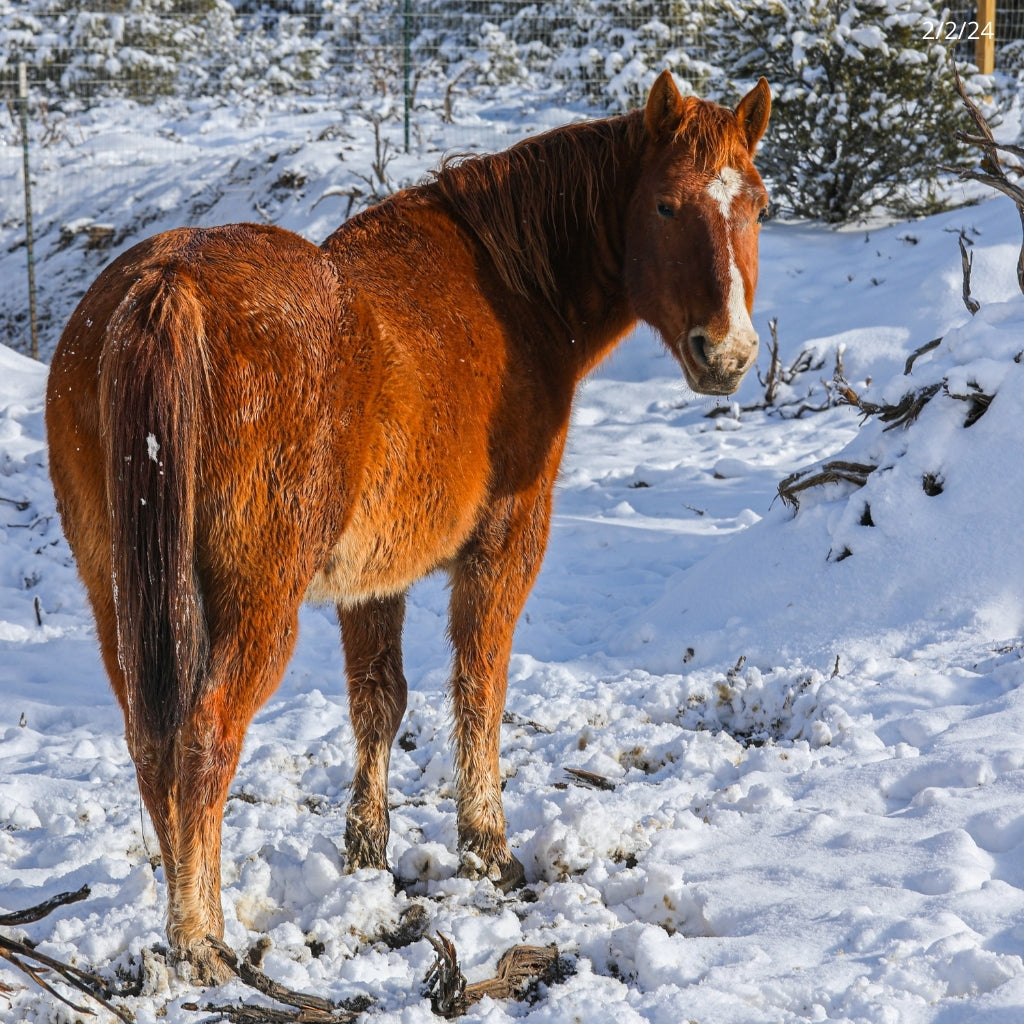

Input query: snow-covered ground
[3,98,1024,1023]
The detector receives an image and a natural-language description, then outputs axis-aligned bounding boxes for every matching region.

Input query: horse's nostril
[688,330,710,368]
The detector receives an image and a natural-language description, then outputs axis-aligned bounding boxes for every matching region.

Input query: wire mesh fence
[2,1,1022,359]
[1,2,714,145]
[1,2,717,357]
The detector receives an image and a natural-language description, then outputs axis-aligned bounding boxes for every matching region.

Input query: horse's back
[322,196,576,482]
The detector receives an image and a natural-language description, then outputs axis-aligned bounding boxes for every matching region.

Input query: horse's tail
[99,266,210,745]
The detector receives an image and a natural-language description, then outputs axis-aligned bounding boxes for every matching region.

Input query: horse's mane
[427,111,647,307]
[425,96,745,308]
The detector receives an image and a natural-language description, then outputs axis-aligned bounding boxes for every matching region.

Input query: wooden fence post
[976,0,996,73]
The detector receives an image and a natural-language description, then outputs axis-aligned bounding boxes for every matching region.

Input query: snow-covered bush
[0,0,73,101]
[710,0,983,223]
[1,0,240,103]
[529,0,718,110]
[218,11,327,96]
[992,38,1024,137]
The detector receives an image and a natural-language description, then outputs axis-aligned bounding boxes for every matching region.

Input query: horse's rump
[88,224,351,744]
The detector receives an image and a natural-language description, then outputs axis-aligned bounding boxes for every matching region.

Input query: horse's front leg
[448,486,554,891]
[339,593,408,871]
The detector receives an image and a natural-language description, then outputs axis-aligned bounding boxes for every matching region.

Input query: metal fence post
[403,0,412,153]
[18,62,39,362]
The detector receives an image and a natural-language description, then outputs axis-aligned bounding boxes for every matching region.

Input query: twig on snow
[0,886,132,1023]
[958,233,981,315]
[184,937,370,1023]
[563,768,616,791]
[423,933,565,1019]
[777,461,878,510]
[903,337,942,376]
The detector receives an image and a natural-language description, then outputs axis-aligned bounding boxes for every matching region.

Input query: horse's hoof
[458,849,526,892]
[345,820,389,873]
[171,937,238,986]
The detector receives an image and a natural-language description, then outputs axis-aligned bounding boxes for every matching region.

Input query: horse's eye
[757,203,771,225]
[656,201,675,219]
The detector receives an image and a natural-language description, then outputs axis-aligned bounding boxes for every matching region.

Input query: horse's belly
[304,482,483,607]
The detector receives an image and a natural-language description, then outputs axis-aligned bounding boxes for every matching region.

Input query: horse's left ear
[645,70,685,142]
[735,78,771,154]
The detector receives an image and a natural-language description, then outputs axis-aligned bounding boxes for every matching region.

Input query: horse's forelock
[669,97,751,174]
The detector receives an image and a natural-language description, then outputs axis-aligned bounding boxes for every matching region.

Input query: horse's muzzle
[682,326,758,396]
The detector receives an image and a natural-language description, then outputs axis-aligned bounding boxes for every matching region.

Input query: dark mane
[426,111,647,307]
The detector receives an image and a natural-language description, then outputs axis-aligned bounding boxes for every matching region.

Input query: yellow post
[976,0,996,74]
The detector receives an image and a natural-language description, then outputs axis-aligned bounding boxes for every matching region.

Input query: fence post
[18,63,40,361]
[403,0,412,153]
[976,0,995,74]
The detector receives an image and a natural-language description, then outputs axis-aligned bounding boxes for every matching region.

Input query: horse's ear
[735,77,771,154]
[645,70,685,142]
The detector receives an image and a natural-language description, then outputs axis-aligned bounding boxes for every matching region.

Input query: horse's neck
[431,115,644,369]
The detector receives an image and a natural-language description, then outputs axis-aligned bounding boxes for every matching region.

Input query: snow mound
[630,294,1024,672]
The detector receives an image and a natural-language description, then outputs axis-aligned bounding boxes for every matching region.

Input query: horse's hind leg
[339,593,408,871]
[132,603,301,983]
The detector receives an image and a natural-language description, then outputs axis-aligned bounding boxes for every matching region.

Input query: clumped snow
[3,101,1024,1023]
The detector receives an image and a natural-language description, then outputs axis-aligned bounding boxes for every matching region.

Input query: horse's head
[626,72,771,396]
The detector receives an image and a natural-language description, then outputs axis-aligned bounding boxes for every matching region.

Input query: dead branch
[777,461,878,510]
[0,886,134,1022]
[465,945,562,1004]
[743,320,834,418]
[0,935,132,1023]
[958,234,981,315]
[904,337,942,376]
[423,934,564,1019]
[945,379,994,427]
[836,379,943,431]
[727,655,748,680]
[423,934,466,1018]
[564,767,616,791]
[759,317,783,405]
[0,885,89,926]
[186,938,367,1023]
[946,67,1024,295]
[956,133,1024,162]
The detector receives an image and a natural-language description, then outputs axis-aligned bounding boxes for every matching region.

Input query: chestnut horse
[46,71,770,981]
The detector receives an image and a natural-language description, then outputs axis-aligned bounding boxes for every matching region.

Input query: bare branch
[564,767,616,791]
[958,235,980,315]
[777,461,878,510]
[190,937,366,1023]
[0,886,90,927]
[423,934,565,1019]
[760,317,782,405]
[0,933,132,1023]
[903,337,942,376]
[948,66,1024,295]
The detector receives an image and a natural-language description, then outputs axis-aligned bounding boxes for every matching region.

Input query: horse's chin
[691,372,744,397]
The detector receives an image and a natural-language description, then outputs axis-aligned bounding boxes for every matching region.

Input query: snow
[3,94,1024,1024]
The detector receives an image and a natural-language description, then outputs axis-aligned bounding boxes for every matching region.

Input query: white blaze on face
[705,168,757,344]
